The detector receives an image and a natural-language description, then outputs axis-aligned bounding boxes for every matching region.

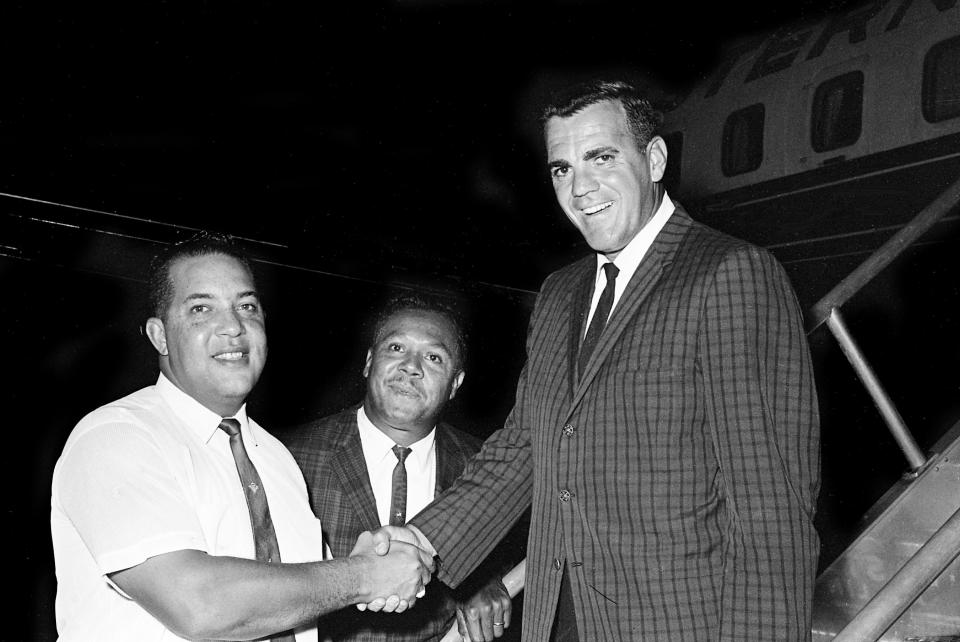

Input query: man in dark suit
[371,80,821,640]
[284,293,517,642]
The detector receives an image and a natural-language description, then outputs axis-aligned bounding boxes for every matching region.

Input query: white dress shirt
[51,374,325,641]
[584,192,676,333]
[357,406,437,527]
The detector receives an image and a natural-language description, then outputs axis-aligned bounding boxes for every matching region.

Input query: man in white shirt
[51,233,434,641]
[284,293,519,642]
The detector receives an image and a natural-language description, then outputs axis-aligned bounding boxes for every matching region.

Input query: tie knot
[602,262,619,281]
[392,445,411,464]
[219,417,241,437]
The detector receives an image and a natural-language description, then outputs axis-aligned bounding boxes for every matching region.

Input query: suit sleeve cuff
[405,523,437,557]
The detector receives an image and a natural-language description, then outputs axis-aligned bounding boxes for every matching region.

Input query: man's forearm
[190,556,372,638]
[110,545,430,640]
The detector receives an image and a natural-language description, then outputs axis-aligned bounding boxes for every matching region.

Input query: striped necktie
[219,418,295,642]
[389,445,412,526]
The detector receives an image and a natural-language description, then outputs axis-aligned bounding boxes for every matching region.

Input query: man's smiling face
[546,99,665,260]
[146,252,267,417]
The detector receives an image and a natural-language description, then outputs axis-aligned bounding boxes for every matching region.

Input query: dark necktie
[219,418,295,642]
[389,445,412,526]
[578,262,619,377]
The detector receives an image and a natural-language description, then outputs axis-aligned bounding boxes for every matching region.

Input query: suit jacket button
[554,558,562,570]
[562,424,576,436]
[559,489,571,502]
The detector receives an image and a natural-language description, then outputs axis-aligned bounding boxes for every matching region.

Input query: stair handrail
[831,503,960,641]
[806,175,960,472]
[823,307,926,471]
[809,176,960,332]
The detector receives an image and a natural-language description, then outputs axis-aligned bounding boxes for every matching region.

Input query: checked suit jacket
[283,407,519,642]
[410,204,821,641]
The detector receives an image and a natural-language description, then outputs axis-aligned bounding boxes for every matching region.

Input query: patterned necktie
[578,262,619,377]
[389,445,412,526]
[219,418,295,642]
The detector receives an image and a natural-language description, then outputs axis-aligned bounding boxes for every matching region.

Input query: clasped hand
[349,526,434,613]
[455,577,512,641]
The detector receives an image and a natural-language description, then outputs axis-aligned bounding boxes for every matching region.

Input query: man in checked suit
[371,80,821,640]
[284,293,519,642]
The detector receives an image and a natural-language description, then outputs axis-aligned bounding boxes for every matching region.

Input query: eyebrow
[430,341,454,356]
[182,290,260,303]
[546,145,619,170]
[382,332,454,356]
[583,146,618,161]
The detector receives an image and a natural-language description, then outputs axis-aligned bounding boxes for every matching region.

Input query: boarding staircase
[808,176,960,641]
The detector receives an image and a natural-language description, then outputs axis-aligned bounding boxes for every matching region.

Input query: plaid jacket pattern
[283,407,488,642]
[411,206,821,641]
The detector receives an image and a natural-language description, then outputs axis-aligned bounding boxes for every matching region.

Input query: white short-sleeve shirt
[50,374,325,641]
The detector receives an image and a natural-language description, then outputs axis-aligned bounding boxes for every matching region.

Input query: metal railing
[808,174,960,472]
[832,505,960,641]
[809,174,960,639]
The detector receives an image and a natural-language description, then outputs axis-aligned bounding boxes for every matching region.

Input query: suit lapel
[434,425,465,495]
[568,258,598,395]
[329,412,381,533]
[569,208,693,411]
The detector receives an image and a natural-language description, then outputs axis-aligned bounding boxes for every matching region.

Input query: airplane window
[811,71,864,153]
[661,131,683,192]
[923,35,960,123]
[722,103,764,176]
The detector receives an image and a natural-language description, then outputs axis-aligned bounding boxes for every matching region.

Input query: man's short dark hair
[369,292,468,370]
[148,231,256,320]
[541,79,663,149]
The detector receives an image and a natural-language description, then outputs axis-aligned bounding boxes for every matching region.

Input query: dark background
[4,1,959,639]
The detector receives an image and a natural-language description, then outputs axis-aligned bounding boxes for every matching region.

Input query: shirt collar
[357,405,436,468]
[596,191,675,278]
[156,373,251,446]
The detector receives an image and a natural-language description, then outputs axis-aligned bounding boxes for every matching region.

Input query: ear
[448,370,466,400]
[145,317,168,356]
[646,135,667,183]
[363,349,373,378]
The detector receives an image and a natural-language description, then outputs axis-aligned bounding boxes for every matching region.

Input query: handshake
[347,524,436,613]
[347,525,517,641]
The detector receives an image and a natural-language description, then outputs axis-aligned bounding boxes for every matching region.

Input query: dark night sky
[11,1,958,639]
[1,0,860,291]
